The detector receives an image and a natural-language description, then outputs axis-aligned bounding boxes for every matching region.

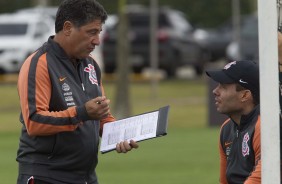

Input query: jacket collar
[230,105,260,129]
[240,105,260,126]
[48,36,70,60]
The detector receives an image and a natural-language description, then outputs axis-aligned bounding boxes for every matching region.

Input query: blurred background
[0,0,258,183]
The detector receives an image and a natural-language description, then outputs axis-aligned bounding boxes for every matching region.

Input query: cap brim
[206,70,234,84]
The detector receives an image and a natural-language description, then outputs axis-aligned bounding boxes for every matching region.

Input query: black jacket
[17,37,115,184]
[219,106,261,183]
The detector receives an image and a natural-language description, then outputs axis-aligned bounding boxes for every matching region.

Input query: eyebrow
[87,28,102,33]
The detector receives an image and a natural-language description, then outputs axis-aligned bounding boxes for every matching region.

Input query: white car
[0,12,54,73]
[16,7,115,73]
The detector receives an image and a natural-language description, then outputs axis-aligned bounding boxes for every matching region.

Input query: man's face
[68,19,103,59]
[212,83,244,115]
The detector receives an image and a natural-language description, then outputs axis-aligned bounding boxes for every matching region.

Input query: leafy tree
[0,0,30,13]
[0,0,256,28]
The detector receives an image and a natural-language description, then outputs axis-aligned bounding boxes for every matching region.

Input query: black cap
[206,60,259,99]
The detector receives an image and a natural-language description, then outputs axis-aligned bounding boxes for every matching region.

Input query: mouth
[214,98,220,106]
[87,48,94,52]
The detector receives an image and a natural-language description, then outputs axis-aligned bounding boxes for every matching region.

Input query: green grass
[97,127,219,184]
[0,79,221,184]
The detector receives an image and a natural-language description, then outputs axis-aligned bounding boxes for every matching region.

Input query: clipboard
[100,106,170,153]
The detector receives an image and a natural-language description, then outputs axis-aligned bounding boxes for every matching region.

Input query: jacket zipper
[81,83,85,91]
[74,61,86,92]
[76,60,97,179]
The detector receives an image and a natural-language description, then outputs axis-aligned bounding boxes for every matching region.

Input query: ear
[241,90,252,102]
[62,21,73,36]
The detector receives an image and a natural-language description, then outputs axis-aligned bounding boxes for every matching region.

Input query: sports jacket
[219,105,261,184]
[16,36,115,184]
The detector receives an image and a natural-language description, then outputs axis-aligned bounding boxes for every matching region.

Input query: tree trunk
[113,0,131,119]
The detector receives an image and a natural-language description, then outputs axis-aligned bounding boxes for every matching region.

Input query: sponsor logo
[224,141,232,147]
[224,61,237,70]
[67,102,75,106]
[63,92,72,96]
[64,96,74,102]
[59,77,67,82]
[239,79,248,84]
[226,147,231,156]
[224,141,232,156]
[62,83,70,92]
[61,83,75,107]
[84,64,98,85]
[242,132,250,157]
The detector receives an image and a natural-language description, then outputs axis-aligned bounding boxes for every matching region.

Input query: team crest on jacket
[84,64,98,85]
[242,132,250,157]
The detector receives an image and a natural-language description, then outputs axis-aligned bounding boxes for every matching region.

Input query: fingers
[116,143,121,153]
[98,99,110,118]
[129,140,139,149]
[116,140,139,153]
[116,142,127,153]
[94,96,106,104]
[85,96,111,120]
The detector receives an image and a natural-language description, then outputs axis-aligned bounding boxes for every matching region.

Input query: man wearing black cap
[206,60,261,183]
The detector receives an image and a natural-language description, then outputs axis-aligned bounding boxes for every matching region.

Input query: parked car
[193,20,233,62]
[102,5,207,77]
[16,6,58,20]
[16,7,114,73]
[226,13,258,62]
[0,12,55,73]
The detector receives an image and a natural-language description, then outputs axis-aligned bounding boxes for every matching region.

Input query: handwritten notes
[100,111,159,153]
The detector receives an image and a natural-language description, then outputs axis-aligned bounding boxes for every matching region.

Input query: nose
[212,84,220,96]
[91,35,100,46]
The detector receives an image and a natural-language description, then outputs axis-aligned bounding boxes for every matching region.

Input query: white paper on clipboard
[100,106,170,153]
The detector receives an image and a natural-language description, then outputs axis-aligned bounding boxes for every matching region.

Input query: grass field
[0,78,221,184]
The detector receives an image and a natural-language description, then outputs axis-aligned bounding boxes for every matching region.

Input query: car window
[167,11,193,32]
[127,13,170,28]
[0,23,28,35]
[159,14,170,27]
[129,14,149,27]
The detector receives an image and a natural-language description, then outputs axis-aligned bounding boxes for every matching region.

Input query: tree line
[0,0,256,28]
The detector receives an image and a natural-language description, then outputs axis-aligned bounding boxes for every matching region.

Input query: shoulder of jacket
[220,118,231,129]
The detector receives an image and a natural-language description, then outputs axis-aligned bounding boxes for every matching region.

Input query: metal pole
[258,0,280,182]
[232,0,241,59]
[150,0,159,98]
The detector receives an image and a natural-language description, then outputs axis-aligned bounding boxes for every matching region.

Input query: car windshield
[0,23,28,35]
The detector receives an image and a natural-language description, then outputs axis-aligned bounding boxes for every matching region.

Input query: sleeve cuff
[76,105,90,122]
